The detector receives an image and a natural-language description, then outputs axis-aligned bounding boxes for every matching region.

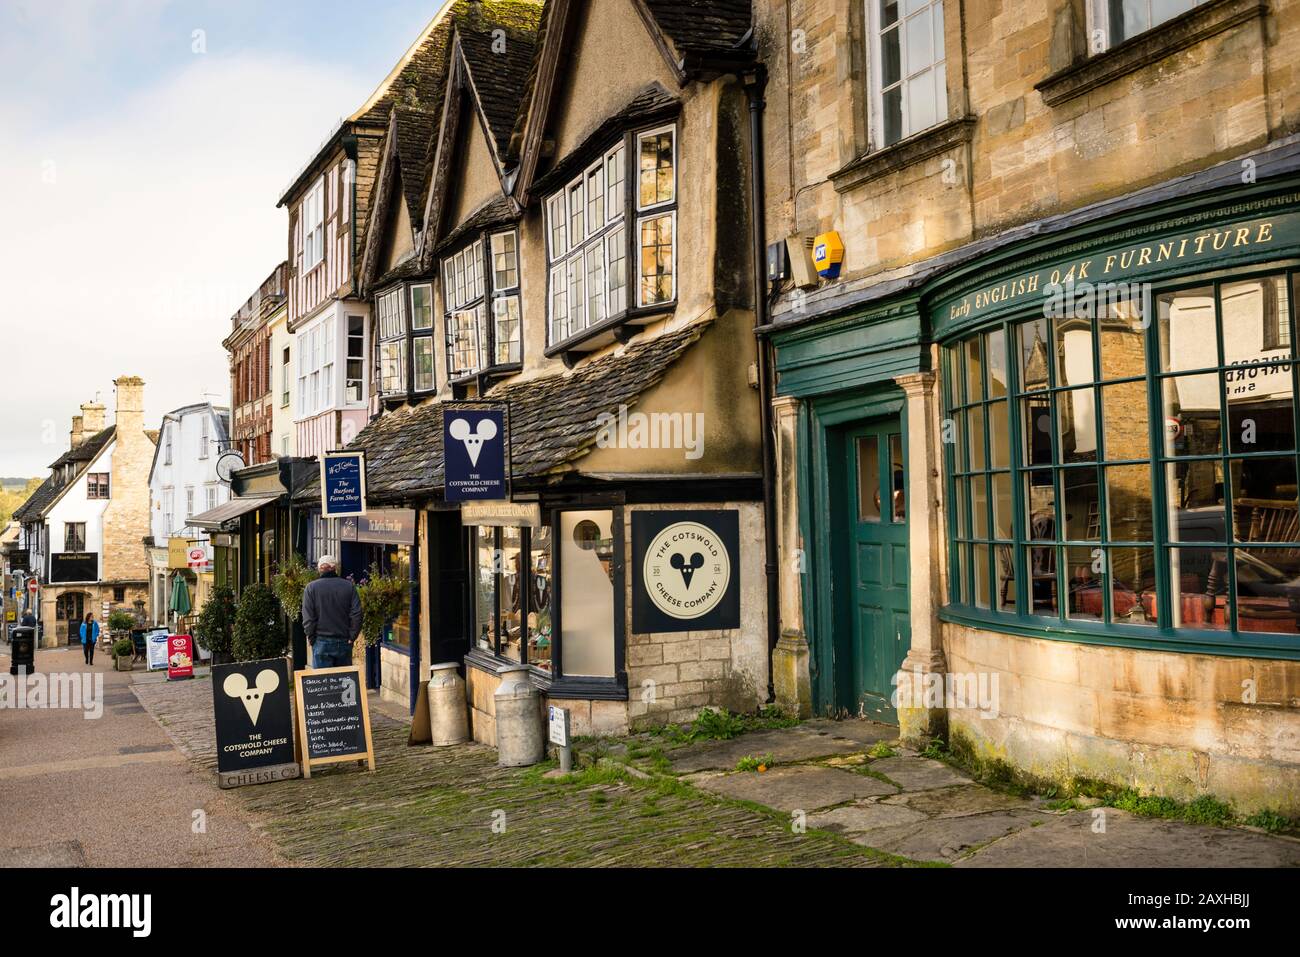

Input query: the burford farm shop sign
[320,450,367,518]
[632,510,741,633]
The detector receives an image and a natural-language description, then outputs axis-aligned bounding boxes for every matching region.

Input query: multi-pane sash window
[199,418,210,459]
[944,268,1300,645]
[635,127,676,308]
[377,288,407,396]
[443,230,520,379]
[302,177,325,271]
[871,0,947,147]
[546,135,652,347]
[1090,0,1204,50]
[86,473,110,499]
[282,346,292,407]
[346,315,366,403]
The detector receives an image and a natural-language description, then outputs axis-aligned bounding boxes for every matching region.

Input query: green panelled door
[843,420,910,721]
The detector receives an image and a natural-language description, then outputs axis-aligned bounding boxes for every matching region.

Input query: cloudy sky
[0,0,445,475]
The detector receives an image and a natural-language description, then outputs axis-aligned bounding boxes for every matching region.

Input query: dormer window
[545,126,675,353]
[376,282,436,399]
[442,229,522,382]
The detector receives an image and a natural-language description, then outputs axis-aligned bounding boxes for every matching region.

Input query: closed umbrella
[169,573,192,619]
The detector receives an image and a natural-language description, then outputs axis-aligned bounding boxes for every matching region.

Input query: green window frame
[942,265,1300,654]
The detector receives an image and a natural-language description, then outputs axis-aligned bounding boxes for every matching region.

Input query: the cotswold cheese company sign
[632,510,741,633]
[212,657,299,788]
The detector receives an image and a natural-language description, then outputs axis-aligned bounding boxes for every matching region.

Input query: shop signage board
[166,634,195,680]
[294,666,375,777]
[339,509,415,545]
[8,549,28,572]
[320,450,367,518]
[187,543,212,571]
[50,552,97,584]
[212,657,300,789]
[443,404,509,502]
[459,501,542,528]
[631,510,741,633]
[145,630,170,671]
[548,705,570,748]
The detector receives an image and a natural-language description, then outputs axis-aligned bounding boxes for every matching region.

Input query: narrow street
[0,644,281,868]
[6,643,1297,868]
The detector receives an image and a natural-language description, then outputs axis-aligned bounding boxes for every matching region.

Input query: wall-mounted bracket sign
[443,403,510,502]
[294,665,375,777]
[320,450,367,518]
[631,510,741,633]
[212,657,300,789]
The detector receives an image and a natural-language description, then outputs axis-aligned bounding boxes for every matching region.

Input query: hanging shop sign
[459,501,542,528]
[631,510,741,633]
[7,550,28,573]
[50,552,97,584]
[212,657,300,788]
[443,404,509,502]
[339,509,415,545]
[186,543,212,571]
[320,450,367,518]
[294,665,375,777]
[168,537,191,569]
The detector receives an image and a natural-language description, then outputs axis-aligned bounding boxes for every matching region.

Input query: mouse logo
[670,551,704,589]
[222,669,280,725]
[449,416,498,467]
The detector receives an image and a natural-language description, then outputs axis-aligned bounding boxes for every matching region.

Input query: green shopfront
[770,170,1300,813]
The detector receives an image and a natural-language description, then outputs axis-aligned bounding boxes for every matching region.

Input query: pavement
[0,643,284,868]
[5,641,1298,867]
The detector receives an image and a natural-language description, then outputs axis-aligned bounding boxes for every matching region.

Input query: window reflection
[498,527,523,662]
[474,527,497,653]
[1158,287,1216,373]
[528,525,553,673]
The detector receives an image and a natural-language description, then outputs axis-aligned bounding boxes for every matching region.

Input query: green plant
[111,637,133,657]
[271,553,318,623]
[736,754,775,772]
[195,586,237,658]
[919,738,948,760]
[107,609,135,633]
[867,742,897,759]
[1244,809,1296,833]
[232,583,286,661]
[357,563,410,646]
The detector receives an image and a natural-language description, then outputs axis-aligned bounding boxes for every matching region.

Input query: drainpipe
[742,63,780,702]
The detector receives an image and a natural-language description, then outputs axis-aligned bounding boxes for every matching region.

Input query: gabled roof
[146,403,232,489]
[393,106,440,228]
[296,318,709,504]
[14,426,116,523]
[639,0,753,61]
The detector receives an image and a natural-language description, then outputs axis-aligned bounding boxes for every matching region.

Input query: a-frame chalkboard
[293,665,376,777]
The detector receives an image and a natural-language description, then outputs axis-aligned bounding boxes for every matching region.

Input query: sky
[0,0,449,476]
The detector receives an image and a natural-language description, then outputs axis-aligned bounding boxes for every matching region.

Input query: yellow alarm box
[813,230,844,279]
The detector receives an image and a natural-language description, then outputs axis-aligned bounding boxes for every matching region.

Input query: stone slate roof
[13,426,116,523]
[392,105,440,230]
[642,0,753,59]
[458,1,543,160]
[353,12,458,126]
[532,82,681,195]
[297,319,709,504]
[435,195,519,255]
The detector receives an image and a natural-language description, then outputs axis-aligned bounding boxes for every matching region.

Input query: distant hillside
[1,477,36,490]
[0,478,41,524]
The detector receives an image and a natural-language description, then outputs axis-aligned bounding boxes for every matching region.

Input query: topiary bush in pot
[196,586,237,664]
[231,583,286,662]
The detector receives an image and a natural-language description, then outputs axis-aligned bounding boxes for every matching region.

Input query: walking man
[301,555,362,669]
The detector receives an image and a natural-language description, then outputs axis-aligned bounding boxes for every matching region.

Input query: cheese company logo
[448,416,498,467]
[643,521,731,620]
[222,668,281,725]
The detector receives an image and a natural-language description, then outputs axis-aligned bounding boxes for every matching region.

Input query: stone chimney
[112,377,145,433]
[81,399,107,435]
[101,376,150,587]
[69,414,84,449]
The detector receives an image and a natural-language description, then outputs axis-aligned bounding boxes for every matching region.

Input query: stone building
[756,0,1300,810]
[223,263,286,465]
[12,378,157,646]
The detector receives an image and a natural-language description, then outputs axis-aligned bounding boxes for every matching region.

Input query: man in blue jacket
[301,555,363,668]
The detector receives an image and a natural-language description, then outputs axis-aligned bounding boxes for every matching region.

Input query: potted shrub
[271,553,317,625]
[195,586,237,665]
[112,637,134,672]
[357,563,411,649]
[232,583,286,662]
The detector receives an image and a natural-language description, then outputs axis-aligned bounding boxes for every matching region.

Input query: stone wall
[100,377,152,586]
[945,621,1300,813]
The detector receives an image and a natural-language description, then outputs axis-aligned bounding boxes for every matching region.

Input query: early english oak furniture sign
[631,510,741,633]
[212,657,299,788]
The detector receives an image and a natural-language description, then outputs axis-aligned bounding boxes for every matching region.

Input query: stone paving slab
[956,809,1300,867]
[692,765,897,812]
[668,727,867,773]
[867,810,1052,862]
[880,784,1039,818]
[0,840,88,868]
[869,756,972,791]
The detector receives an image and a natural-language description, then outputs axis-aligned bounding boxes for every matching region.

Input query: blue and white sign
[320,450,368,518]
[443,406,508,502]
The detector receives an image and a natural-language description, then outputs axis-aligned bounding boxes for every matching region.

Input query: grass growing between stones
[645,706,799,745]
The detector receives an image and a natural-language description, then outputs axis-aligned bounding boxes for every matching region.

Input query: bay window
[944,267,1300,644]
[375,284,434,400]
[442,230,520,380]
[545,127,673,349]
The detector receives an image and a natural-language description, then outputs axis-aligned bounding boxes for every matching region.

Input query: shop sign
[459,501,542,528]
[213,657,300,788]
[167,634,195,680]
[294,666,375,777]
[187,543,212,571]
[168,537,190,569]
[631,510,741,633]
[938,206,1300,328]
[320,450,367,518]
[443,404,509,502]
[339,509,415,545]
[145,630,170,671]
[7,549,28,572]
[548,705,570,748]
[50,552,97,584]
